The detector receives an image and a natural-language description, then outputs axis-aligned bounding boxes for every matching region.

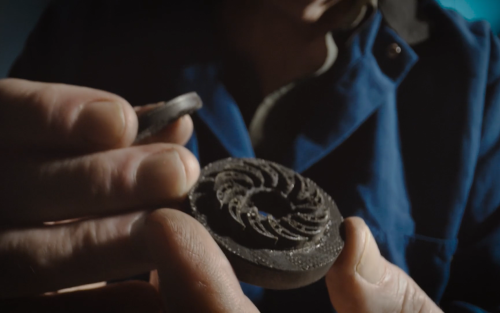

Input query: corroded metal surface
[186,158,344,289]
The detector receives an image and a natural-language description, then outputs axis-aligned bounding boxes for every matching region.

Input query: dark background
[0,0,499,79]
[0,0,51,78]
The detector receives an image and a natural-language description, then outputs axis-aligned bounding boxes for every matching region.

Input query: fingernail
[76,101,125,146]
[355,227,386,284]
[137,150,187,200]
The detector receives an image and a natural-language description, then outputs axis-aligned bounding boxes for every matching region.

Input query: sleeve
[441,30,500,313]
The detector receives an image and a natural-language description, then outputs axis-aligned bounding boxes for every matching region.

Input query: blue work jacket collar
[179,10,419,171]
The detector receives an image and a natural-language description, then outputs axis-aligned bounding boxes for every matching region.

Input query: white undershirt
[248,32,338,147]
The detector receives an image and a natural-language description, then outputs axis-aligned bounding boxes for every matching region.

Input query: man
[1,0,499,312]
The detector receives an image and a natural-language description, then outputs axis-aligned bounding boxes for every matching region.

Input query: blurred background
[0,0,499,79]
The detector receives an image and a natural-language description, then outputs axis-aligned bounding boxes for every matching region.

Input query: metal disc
[185,158,344,290]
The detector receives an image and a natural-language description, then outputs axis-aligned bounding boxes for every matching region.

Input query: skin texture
[326,218,443,313]
[0,78,200,297]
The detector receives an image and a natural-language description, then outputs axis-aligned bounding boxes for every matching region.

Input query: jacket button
[387,43,402,59]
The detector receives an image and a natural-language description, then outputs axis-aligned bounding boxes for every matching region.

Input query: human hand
[3,215,442,312]
[1,208,261,312]
[325,217,443,313]
[141,215,444,313]
[141,215,443,313]
[0,78,199,298]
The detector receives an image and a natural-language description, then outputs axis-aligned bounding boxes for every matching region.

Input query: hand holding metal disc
[136,92,202,142]
[185,158,344,290]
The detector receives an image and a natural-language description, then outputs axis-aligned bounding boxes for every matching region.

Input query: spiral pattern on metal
[189,158,331,250]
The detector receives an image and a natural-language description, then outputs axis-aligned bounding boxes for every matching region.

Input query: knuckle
[78,151,142,203]
[412,290,429,313]
[147,210,202,256]
[81,156,114,199]
[387,268,409,313]
[29,229,69,269]
[26,84,60,118]
[24,83,91,136]
[24,84,74,136]
[70,220,99,255]
[397,273,428,313]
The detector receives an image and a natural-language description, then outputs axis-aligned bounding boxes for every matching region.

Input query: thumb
[325,217,443,313]
[143,209,259,313]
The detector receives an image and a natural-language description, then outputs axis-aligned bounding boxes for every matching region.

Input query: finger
[54,281,107,293]
[135,114,194,146]
[144,209,259,313]
[0,212,158,298]
[0,78,137,152]
[134,92,201,144]
[0,143,200,224]
[149,270,160,291]
[325,217,442,313]
[0,281,162,313]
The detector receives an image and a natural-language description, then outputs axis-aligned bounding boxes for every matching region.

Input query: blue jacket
[10,0,500,311]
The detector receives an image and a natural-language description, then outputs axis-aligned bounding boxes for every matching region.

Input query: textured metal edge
[136,92,202,141]
[186,158,344,289]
